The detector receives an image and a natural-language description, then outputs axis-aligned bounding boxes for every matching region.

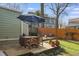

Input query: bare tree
[48,3,69,28]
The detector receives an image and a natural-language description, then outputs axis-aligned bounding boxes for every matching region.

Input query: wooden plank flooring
[4,43,52,56]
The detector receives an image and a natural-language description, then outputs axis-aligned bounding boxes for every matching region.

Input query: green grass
[60,40,79,55]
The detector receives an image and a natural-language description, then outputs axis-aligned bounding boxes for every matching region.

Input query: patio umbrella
[17,14,45,36]
[17,15,45,23]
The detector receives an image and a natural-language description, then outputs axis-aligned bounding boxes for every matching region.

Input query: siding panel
[0,8,21,39]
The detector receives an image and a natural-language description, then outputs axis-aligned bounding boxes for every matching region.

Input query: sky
[20,3,53,16]
[19,3,79,25]
[0,3,79,25]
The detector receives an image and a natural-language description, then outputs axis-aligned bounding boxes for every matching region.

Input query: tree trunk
[41,3,44,17]
[56,15,59,29]
[55,15,59,38]
[40,3,44,27]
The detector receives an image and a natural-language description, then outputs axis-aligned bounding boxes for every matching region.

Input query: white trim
[0,38,19,41]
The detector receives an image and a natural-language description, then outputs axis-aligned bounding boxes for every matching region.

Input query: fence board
[38,28,79,41]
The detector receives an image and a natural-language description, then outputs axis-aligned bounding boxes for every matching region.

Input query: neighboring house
[0,6,29,40]
[27,11,56,28]
[44,16,56,28]
[67,18,79,29]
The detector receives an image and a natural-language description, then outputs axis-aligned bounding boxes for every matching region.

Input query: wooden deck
[0,41,53,56]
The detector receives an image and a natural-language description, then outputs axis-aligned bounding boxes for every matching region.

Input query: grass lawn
[60,40,79,55]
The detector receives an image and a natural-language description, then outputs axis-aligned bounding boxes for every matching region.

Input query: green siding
[0,8,21,39]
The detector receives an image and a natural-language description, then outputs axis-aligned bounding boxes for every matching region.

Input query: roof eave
[0,6,22,14]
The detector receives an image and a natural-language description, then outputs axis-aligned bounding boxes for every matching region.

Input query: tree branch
[49,7,56,15]
[48,4,56,15]
[59,3,69,15]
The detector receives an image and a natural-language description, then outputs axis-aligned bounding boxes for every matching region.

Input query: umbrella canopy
[17,15,45,23]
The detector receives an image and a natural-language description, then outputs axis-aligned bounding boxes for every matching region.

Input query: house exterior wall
[44,17,55,28]
[68,18,79,29]
[0,8,21,39]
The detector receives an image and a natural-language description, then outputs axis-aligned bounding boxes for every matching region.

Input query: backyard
[34,39,79,56]
[60,40,79,56]
[0,39,79,56]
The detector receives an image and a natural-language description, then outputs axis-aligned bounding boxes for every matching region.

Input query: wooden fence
[38,28,79,41]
